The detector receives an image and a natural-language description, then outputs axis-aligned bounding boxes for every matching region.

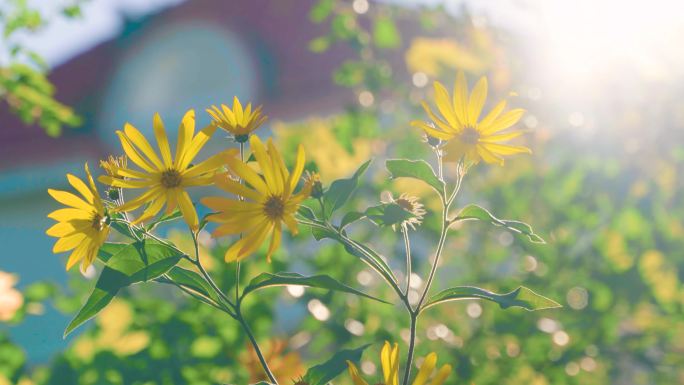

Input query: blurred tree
[0,0,84,136]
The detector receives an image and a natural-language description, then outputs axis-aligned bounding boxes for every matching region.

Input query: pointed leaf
[242,272,388,303]
[386,159,444,195]
[322,160,371,219]
[454,204,545,243]
[339,211,365,229]
[364,203,413,227]
[65,240,182,336]
[424,286,561,312]
[302,344,370,385]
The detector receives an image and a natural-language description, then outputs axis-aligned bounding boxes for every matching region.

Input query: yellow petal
[429,364,452,385]
[99,175,157,189]
[183,150,233,179]
[476,144,504,165]
[347,361,370,385]
[477,99,507,130]
[433,81,461,128]
[46,220,89,237]
[411,120,453,141]
[233,96,244,123]
[224,221,271,262]
[116,187,163,212]
[48,189,92,211]
[288,143,306,195]
[467,76,487,126]
[153,113,173,167]
[67,174,94,204]
[381,341,393,384]
[482,142,531,155]
[123,123,164,170]
[201,197,261,213]
[177,190,199,230]
[48,208,92,222]
[265,222,282,262]
[453,70,469,126]
[65,241,90,270]
[176,110,196,164]
[250,135,278,194]
[211,214,266,237]
[213,173,263,202]
[178,123,218,170]
[412,352,437,385]
[225,155,269,195]
[117,131,157,173]
[480,108,525,135]
[421,102,459,134]
[132,194,167,224]
[220,104,237,125]
[53,231,87,253]
[480,130,525,143]
[282,214,299,236]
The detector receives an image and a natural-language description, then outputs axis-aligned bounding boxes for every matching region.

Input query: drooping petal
[177,190,199,230]
[265,222,282,262]
[53,231,87,253]
[132,194,167,224]
[224,221,270,262]
[282,214,299,236]
[116,187,163,212]
[65,241,90,270]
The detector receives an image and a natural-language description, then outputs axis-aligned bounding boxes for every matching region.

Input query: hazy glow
[538,0,684,84]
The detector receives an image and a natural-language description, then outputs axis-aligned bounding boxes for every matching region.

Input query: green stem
[401,224,412,295]
[401,313,418,385]
[236,309,278,384]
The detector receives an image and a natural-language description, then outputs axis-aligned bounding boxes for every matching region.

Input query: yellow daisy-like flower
[47,163,109,271]
[201,135,311,262]
[347,341,451,385]
[99,110,224,230]
[411,70,530,165]
[206,96,267,141]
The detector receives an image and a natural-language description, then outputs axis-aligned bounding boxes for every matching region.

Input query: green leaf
[298,205,317,221]
[424,286,561,312]
[161,266,219,304]
[373,16,401,49]
[242,272,388,303]
[454,204,545,243]
[364,203,413,227]
[65,240,182,337]
[308,36,330,53]
[97,243,128,263]
[322,159,371,219]
[302,345,370,385]
[309,0,334,23]
[386,159,444,195]
[340,211,365,229]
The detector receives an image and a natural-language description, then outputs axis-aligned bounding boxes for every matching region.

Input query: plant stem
[402,224,412,295]
[236,309,278,384]
[401,312,418,385]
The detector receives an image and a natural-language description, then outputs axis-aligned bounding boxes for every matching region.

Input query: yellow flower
[347,341,451,385]
[99,110,225,230]
[206,96,267,141]
[412,71,530,165]
[201,135,311,262]
[47,163,109,271]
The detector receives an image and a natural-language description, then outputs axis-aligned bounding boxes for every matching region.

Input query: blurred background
[1,0,683,384]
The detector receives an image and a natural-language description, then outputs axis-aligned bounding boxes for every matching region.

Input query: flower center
[263,195,285,220]
[461,126,480,145]
[161,169,182,188]
[91,214,105,231]
[395,198,416,212]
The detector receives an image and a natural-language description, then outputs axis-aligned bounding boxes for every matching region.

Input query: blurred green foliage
[0,0,84,136]
[2,1,684,385]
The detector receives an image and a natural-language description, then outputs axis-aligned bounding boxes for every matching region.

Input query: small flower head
[100,155,128,178]
[201,135,311,262]
[381,192,426,231]
[305,170,324,199]
[99,110,227,230]
[411,70,530,166]
[47,163,110,272]
[207,96,267,141]
[347,341,451,385]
